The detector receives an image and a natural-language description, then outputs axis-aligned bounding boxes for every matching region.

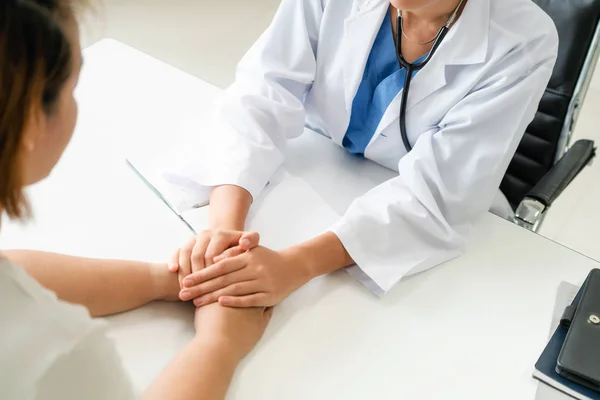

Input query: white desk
[2,39,599,400]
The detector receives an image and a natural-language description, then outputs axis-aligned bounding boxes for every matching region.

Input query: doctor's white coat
[170,0,559,295]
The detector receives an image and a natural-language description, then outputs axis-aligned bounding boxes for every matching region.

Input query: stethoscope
[395,0,466,152]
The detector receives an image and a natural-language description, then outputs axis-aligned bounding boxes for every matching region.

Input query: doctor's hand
[169,230,260,292]
[180,246,312,307]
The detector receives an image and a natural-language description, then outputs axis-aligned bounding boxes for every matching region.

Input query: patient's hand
[194,303,273,361]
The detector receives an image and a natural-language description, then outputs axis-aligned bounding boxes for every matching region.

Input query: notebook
[534,281,600,400]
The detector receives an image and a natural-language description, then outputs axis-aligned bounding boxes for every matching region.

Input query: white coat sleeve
[330,37,558,296]
[168,0,321,200]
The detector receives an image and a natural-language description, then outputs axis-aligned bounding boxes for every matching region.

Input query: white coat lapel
[405,0,491,111]
[341,0,390,114]
[373,0,491,137]
[374,59,447,137]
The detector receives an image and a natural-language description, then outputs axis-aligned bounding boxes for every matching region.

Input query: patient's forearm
[144,338,238,400]
[3,250,179,317]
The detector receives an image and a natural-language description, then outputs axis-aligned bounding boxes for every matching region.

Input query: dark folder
[534,269,600,400]
[557,269,600,391]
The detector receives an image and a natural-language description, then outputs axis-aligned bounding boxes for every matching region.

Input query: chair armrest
[514,139,595,231]
[527,139,595,207]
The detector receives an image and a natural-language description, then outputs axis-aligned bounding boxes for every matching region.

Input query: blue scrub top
[342,14,426,156]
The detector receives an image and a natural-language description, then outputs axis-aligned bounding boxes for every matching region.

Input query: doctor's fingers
[200,231,241,271]
[239,231,260,250]
[210,232,261,263]
[213,246,244,263]
[213,237,259,263]
[190,234,212,273]
[177,236,196,287]
[179,268,255,302]
[183,255,248,288]
[214,231,260,261]
[203,236,235,270]
[191,281,262,307]
[203,231,259,267]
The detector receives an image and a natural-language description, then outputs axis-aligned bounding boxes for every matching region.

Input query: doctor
[170,0,558,305]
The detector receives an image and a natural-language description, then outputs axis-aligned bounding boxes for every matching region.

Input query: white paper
[125,116,216,214]
[180,171,342,249]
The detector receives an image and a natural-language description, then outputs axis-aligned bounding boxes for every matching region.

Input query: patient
[0,1,269,399]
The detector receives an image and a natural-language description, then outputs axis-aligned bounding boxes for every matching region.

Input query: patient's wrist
[150,263,180,302]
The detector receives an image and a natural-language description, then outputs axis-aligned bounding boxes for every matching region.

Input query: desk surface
[1,39,598,400]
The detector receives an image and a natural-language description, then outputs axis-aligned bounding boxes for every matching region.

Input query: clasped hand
[170,229,310,308]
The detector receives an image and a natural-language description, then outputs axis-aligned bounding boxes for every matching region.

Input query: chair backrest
[500,0,600,210]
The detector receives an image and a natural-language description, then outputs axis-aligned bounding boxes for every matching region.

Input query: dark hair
[0,0,78,219]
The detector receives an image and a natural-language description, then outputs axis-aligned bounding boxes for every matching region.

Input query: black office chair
[500,0,600,232]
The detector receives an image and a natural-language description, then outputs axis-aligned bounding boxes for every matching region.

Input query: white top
[0,259,135,400]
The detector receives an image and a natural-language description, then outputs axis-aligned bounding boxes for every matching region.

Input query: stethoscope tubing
[395,14,449,152]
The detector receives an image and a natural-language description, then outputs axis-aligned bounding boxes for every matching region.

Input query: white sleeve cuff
[329,215,464,297]
[328,217,393,296]
[344,264,386,297]
[162,169,269,209]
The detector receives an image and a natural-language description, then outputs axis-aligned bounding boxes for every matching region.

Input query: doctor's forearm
[209,185,252,231]
[284,232,355,279]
